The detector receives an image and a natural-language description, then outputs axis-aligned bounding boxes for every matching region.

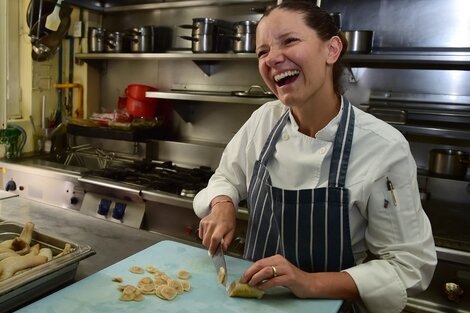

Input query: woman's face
[256,9,340,107]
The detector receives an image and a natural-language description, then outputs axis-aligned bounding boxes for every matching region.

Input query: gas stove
[80,160,214,198]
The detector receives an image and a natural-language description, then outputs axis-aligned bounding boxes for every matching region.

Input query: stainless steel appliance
[361,90,470,312]
[0,140,248,256]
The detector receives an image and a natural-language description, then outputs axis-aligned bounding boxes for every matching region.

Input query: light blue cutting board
[18,240,344,313]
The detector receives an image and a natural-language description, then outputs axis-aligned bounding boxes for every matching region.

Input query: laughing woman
[193,2,436,312]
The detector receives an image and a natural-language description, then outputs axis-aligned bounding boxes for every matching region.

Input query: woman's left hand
[239,254,313,298]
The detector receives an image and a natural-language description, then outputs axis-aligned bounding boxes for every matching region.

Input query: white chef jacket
[193,98,437,313]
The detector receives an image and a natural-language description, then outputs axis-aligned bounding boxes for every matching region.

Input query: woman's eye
[256,50,267,58]
[285,37,299,45]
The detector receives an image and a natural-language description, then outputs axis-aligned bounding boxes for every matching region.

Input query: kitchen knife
[210,242,227,286]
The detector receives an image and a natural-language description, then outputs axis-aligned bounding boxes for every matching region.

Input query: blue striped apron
[244,99,356,273]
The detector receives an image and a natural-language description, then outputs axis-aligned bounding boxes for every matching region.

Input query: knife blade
[210,242,227,286]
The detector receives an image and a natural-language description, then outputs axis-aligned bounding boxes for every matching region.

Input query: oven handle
[78,177,141,195]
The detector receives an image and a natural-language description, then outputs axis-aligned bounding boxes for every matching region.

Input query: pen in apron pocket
[386,177,398,206]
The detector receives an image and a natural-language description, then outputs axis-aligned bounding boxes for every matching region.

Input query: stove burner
[82,160,213,197]
[180,188,197,198]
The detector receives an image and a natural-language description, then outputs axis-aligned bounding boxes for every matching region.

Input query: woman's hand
[239,254,314,298]
[198,197,237,255]
[239,254,359,299]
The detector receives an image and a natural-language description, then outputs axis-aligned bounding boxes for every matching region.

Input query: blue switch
[112,202,127,220]
[97,199,112,216]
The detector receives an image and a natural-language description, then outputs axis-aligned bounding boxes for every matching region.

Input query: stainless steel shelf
[344,51,470,68]
[76,52,257,61]
[392,123,470,141]
[146,91,273,105]
[77,51,470,68]
[66,0,274,13]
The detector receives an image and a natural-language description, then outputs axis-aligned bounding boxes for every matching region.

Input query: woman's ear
[326,36,343,64]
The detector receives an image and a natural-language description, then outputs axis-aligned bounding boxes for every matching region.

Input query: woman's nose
[265,48,285,67]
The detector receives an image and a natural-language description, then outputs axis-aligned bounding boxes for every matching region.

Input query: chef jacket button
[319,147,327,154]
[282,133,289,141]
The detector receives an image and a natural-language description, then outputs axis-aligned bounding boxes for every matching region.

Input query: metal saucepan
[128,26,154,53]
[429,149,470,179]
[105,31,125,53]
[88,27,106,53]
[231,21,257,53]
[180,34,214,53]
[180,18,217,53]
[344,30,374,54]
[179,18,217,35]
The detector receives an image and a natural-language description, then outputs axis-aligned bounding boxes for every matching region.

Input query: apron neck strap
[258,110,290,165]
[328,98,355,188]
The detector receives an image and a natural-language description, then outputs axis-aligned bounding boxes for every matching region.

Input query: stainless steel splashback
[321,0,470,49]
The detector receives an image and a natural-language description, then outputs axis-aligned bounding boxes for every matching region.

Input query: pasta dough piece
[160,286,177,300]
[177,269,191,280]
[145,265,158,273]
[180,280,191,292]
[119,285,144,302]
[218,267,226,284]
[227,280,264,299]
[129,266,144,274]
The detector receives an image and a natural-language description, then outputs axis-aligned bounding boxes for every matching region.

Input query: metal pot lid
[234,20,258,32]
[232,85,275,98]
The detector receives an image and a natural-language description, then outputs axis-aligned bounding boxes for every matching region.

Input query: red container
[125,84,158,102]
[126,95,158,118]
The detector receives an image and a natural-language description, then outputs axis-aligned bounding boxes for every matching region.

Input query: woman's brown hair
[261,1,349,96]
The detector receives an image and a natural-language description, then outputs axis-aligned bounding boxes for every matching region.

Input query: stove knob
[70,197,79,205]
[5,180,16,192]
[97,199,112,216]
[112,202,127,220]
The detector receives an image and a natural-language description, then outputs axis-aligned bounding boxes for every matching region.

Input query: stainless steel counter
[0,196,187,281]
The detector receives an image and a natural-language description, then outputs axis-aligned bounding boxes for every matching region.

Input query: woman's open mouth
[274,70,300,87]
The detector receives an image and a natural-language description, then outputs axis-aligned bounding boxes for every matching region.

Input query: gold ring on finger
[271,265,277,278]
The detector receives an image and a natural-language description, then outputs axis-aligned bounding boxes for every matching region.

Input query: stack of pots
[128,26,155,53]
[105,31,125,53]
[180,18,231,53]
[88,27,107,52]
[180,18,218,53]
[232,21,257,53]
[125,84,159,118]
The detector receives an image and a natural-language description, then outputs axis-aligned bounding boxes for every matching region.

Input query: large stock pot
[429,149,470,179]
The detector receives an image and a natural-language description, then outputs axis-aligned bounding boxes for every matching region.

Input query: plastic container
[126,95,158,118]
[125,84,158,102]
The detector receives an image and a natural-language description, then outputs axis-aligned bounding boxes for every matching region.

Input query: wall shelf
[344,50,470,69]
[146,90,274,105]
[77,51,470,69]
[75,52,257,61]
[65,0,273,13]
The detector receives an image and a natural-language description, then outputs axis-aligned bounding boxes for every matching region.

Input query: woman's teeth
[274,70,300,86]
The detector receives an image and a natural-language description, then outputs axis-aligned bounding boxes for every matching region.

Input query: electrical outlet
[73,21,83,38]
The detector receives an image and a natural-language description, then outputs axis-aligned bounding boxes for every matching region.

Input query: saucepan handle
[179,24,196,29]
[180,36,198,42]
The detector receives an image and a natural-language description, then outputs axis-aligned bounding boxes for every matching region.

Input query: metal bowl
[344,30,374,54]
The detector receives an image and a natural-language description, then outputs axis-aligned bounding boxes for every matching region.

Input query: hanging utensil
[27,0,72,61]
[45,0,62,31]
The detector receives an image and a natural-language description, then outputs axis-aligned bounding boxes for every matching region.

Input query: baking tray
[67,123,171,142]
[0,221,95,312]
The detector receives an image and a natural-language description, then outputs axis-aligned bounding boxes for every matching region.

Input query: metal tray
[0,221,95,312]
